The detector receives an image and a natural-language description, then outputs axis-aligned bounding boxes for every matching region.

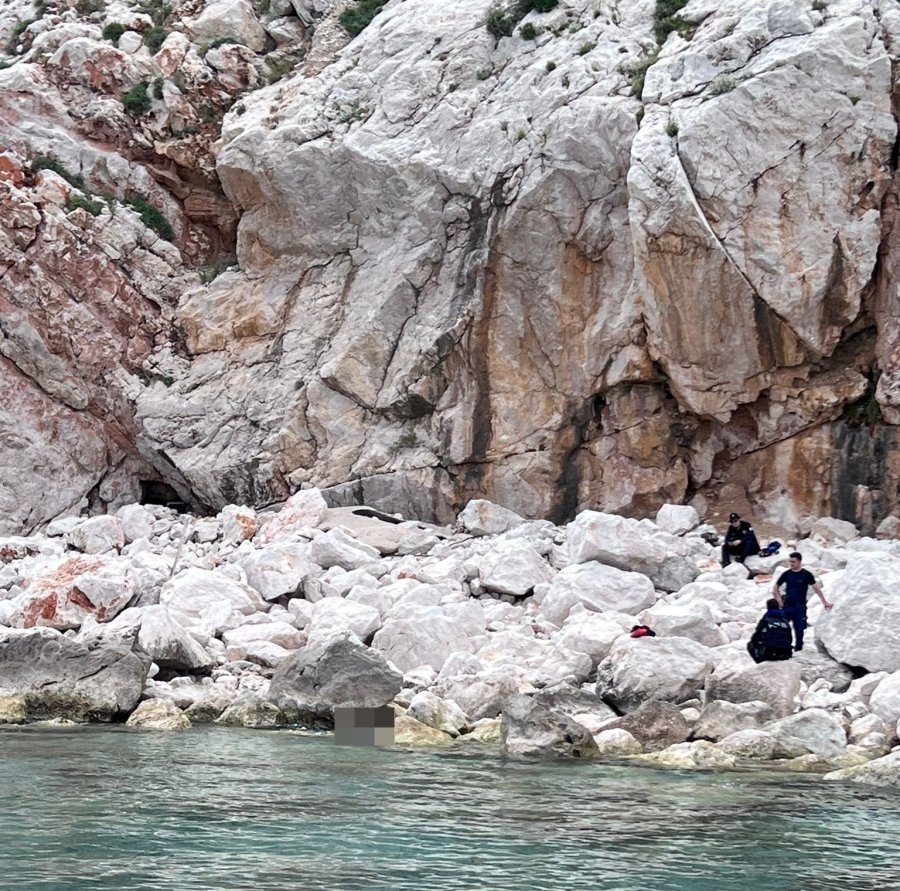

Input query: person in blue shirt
[747,599,794,663]
[772,552,833,651]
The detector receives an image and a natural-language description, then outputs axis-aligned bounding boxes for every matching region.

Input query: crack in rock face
[2,0,900,534]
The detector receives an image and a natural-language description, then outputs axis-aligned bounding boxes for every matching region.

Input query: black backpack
[761,616,792,649]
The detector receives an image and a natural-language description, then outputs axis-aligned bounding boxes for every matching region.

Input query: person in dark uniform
[772,552,833,651]
[747,599,794,663]
[721,512,760,566]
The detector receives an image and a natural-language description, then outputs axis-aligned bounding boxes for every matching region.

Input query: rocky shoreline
[2,493,899,789]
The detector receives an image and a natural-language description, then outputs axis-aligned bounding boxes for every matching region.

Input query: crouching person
[747,599,794,664]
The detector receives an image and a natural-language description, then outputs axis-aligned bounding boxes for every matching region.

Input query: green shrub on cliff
[102,21,125,43]
[654,0,691,44]
[122,81,151,115]
[32,154,85,190]
[485,0,558,39]
[125,195,174,240]
[339,0,387,37]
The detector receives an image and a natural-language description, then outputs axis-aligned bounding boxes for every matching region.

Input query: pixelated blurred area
[334,706,395,746]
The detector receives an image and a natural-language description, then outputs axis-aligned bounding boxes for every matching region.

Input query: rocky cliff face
[3,0,900,534]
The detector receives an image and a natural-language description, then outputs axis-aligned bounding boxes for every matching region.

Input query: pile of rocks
[1,494,899,788]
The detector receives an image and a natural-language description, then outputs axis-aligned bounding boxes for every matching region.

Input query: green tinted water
[0,726,897,891]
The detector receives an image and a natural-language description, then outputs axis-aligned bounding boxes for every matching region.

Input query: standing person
[772,552,833,652]
[721,512,760,566]
[747,599,794,663]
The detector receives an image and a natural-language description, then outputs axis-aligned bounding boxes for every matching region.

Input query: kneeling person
[747,599,793,663]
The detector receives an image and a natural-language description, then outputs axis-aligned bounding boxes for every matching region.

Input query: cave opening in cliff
[139,480,189,513]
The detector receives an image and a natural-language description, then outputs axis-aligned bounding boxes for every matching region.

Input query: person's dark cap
[729,512,740,521]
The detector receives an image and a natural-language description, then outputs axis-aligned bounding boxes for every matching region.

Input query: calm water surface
[1,726,898,891]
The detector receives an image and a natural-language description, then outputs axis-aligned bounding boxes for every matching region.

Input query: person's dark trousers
[722,541,755,565]
[782,605,807,651]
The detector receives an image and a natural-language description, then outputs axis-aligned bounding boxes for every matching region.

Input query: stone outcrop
[1,0,899,533]
[0,625,151,721]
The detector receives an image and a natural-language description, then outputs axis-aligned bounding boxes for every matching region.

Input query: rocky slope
[3,0,900,534]
[2,496,900,786]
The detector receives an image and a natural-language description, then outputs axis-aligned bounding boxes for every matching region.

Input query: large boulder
[596,636,714,712]
[639,601,728,648]
[260,488,328,542]
[825,750,900,788]
[371,603,486,672]
[810,517,859,546]
[239,543,315,600]
[307,597,381,641]
[637,740,736,771]
[538,561,658,624]
[704,654,802,717]
[816,553,900,671]
[432,666,523,722]
[552,607,625,669]
[567,511,699,591]
[458,499,525,536]
[767,708,848,758]
[716,729,777,760]
[693,699,776,741]
[868,671,900,727]
[793,646,856,693]
[655,504,700,536]
[159,568,265,638]
[308,528,381,570]
[126,699,191,731]
[68,516,125,555]
[500,694,599,759]
[478,541,554,597]
[268,631,403,727]
[0,625,151,721]
[7,555,137,630]
[406,690,468,736]
[137,605,215,672]
[600,700,691,750]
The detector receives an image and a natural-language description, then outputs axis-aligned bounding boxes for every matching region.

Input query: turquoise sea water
[1,726,898,891]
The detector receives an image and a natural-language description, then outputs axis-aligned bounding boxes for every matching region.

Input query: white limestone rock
[594,728,643,757]
[538,561,658,625]
[239,543,315,600]
[308,528,381,571]
[767,708,848,758]
[126,699,191,731]
[655,504,700,536]
[478,540,554,597]
[704,653,802,717]
[816,553,900,671]
[458,499,525,536]
[568,512,699,591]
[867,671,900,727]
[68,516,124,555]
[596,636,715,712]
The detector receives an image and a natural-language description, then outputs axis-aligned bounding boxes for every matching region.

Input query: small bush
[812,0,827,10]
[625,49,659,100]
[709,74,736,95]
[32,154,85,190]
[578,41,595,55]
[518,0,557,12]
[66,193,104,216]
[122,81,151,115]
[153,75,164,99]
[476,67,492,81]
[389,432,419,456]
[203,36,240,55]
[143,25,167,52]
[266,55,296,83]
[126,195,174,240]
[339,0,387,37]
[486,6,514,38]
[654,0,691,44]
[545,59,556,72]
[138,0,171,27]
[102,21,125,43]
[666,117,679,137]
[75,0,105,14]
[519,22,538,39]
[8,19,35,51]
